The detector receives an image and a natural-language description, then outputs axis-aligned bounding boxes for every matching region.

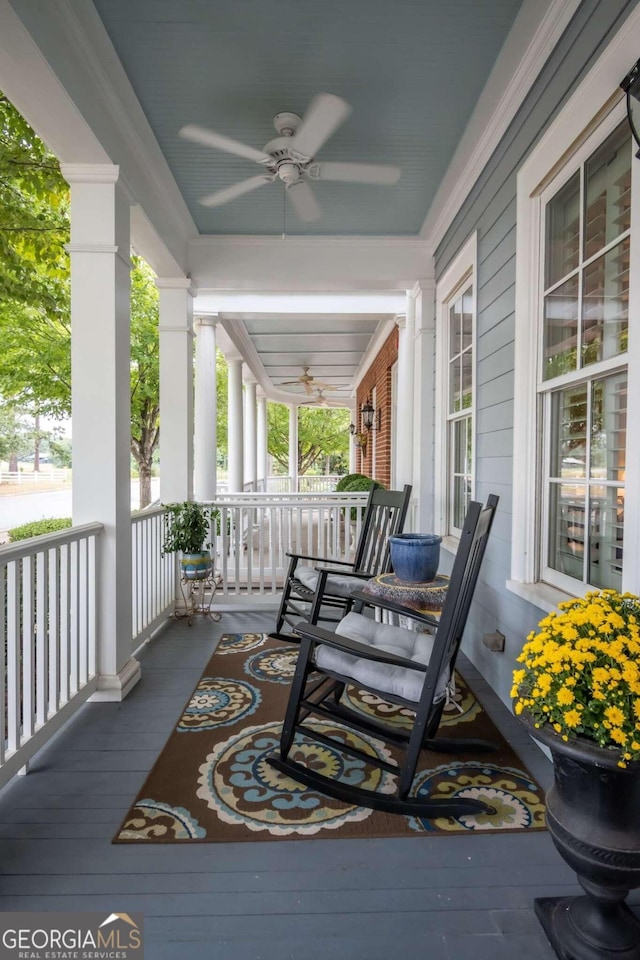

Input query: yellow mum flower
[563,709,581,728]
[605,706,625,727]
[556,687,575,706]
[611,728,628,745]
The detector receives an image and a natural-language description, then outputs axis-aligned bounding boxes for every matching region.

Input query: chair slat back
[419,495,498,717]
[354,484,412,576]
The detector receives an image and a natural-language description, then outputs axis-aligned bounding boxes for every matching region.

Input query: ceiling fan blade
[287,181,321,222]
[199,175,272,208]
[310,382,338,391]
[292,94,351,158]
[179,124,270,164]
[314,161,401,185]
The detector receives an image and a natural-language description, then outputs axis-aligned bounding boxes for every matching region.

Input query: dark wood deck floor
[0,611,592,959]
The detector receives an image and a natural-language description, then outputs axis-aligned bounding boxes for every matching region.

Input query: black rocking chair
[267,494,499,819]
[271,483,412,639]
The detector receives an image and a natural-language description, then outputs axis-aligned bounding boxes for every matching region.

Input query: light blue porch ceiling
[90,0,524,237]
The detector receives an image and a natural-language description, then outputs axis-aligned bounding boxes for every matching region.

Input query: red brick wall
[355,326,398,488]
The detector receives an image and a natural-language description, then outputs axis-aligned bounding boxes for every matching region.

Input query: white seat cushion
[295,565,365,599]
[314,611,445,704]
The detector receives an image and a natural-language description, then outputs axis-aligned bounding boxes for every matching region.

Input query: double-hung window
[436,234,476,539]
[540,121,629,593]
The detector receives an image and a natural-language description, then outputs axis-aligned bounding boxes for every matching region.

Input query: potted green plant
[512,589,640,960]
[162,501,213,580]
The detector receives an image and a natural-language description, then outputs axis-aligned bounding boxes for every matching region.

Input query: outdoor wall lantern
[621,58,640,157]
[361,400,382,432]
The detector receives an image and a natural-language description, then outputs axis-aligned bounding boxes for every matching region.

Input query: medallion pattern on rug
[114,633,546,843]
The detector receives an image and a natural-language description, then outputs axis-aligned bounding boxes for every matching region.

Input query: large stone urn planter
[522,715,640,959]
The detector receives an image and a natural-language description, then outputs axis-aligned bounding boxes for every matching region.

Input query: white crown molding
[60,163,119,184]
[155,277,198,298]
[420,0,582,251]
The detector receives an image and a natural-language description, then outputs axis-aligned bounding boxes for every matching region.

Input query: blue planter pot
[389,533,442,583]
[181,551,213,580]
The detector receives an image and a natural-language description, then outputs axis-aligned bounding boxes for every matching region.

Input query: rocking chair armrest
[350,590,441,629]
[294,622,428,672]
[313,566,371,578]
[284,551,354,567]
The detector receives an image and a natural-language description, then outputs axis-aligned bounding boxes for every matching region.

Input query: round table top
[364,572,449,617]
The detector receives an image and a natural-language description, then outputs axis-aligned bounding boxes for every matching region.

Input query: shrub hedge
[8,517,72,542]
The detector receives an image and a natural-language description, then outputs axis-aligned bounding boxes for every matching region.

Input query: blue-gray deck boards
[0,611,599,958]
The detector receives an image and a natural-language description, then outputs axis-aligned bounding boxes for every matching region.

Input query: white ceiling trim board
[420,0,582,251]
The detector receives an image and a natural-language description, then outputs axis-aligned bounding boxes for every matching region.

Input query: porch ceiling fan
[179,93,401,222]
[276,367,338,395]
[301,389,332,407]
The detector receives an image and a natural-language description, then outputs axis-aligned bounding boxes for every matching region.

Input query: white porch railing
[131,506,176,649]
[0,522,102,789]
[204,491,369,595]
[216,475,342,494]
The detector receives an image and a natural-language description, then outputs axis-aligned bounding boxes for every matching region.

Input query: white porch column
[412,278,436,530]
[257,392,268,491]
[157,278,195,503]
[194,316,217,500]
[227,356,244,492]
[288,404,298,492]
[395,304,415,489]
[63,162,138,701]
[244,375,257,490]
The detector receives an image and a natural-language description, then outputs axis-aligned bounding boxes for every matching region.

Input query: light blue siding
[434,0,639,704]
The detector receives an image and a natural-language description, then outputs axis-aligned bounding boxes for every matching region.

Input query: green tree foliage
[0,402,32,469]
[130,256,159,506]
[0,93,161,506]
[267,402,350,474]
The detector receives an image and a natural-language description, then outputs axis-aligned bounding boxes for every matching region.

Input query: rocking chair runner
[267,495,499,819]
[271,483,412,638]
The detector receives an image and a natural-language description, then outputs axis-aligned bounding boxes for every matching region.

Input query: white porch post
[412,278,436,529]
[257,391,268,491]
[194,316,217,500]
[395,305,415,489]
[244,376,257,490]
[288,404,298,492]
[227,356,244,492]
[157,278,195,503]
[63,162,138,701]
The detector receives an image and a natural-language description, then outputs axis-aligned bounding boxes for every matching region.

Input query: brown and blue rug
[114,633,546,842]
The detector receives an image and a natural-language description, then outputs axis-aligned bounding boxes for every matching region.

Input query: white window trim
[510,5,640,612]
[435,232,477,552]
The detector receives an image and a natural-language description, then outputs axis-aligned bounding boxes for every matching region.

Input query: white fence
[218,475,342,494]
[0,470,70,485]
[203,491,369,595]
[0,522,101,789]
[131,506,176,648]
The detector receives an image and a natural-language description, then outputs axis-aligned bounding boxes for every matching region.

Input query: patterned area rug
[114,634,546,842]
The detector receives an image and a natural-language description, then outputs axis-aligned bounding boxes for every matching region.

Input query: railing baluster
[36,549,49,726]
[22,555,35,742]
[6,560,21,754]
[48,547,59,715]
[88,535,97,678]
[60,543,70,704]
[70,539,79,696]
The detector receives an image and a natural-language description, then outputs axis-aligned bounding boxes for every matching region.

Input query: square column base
[89,657,141,702]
